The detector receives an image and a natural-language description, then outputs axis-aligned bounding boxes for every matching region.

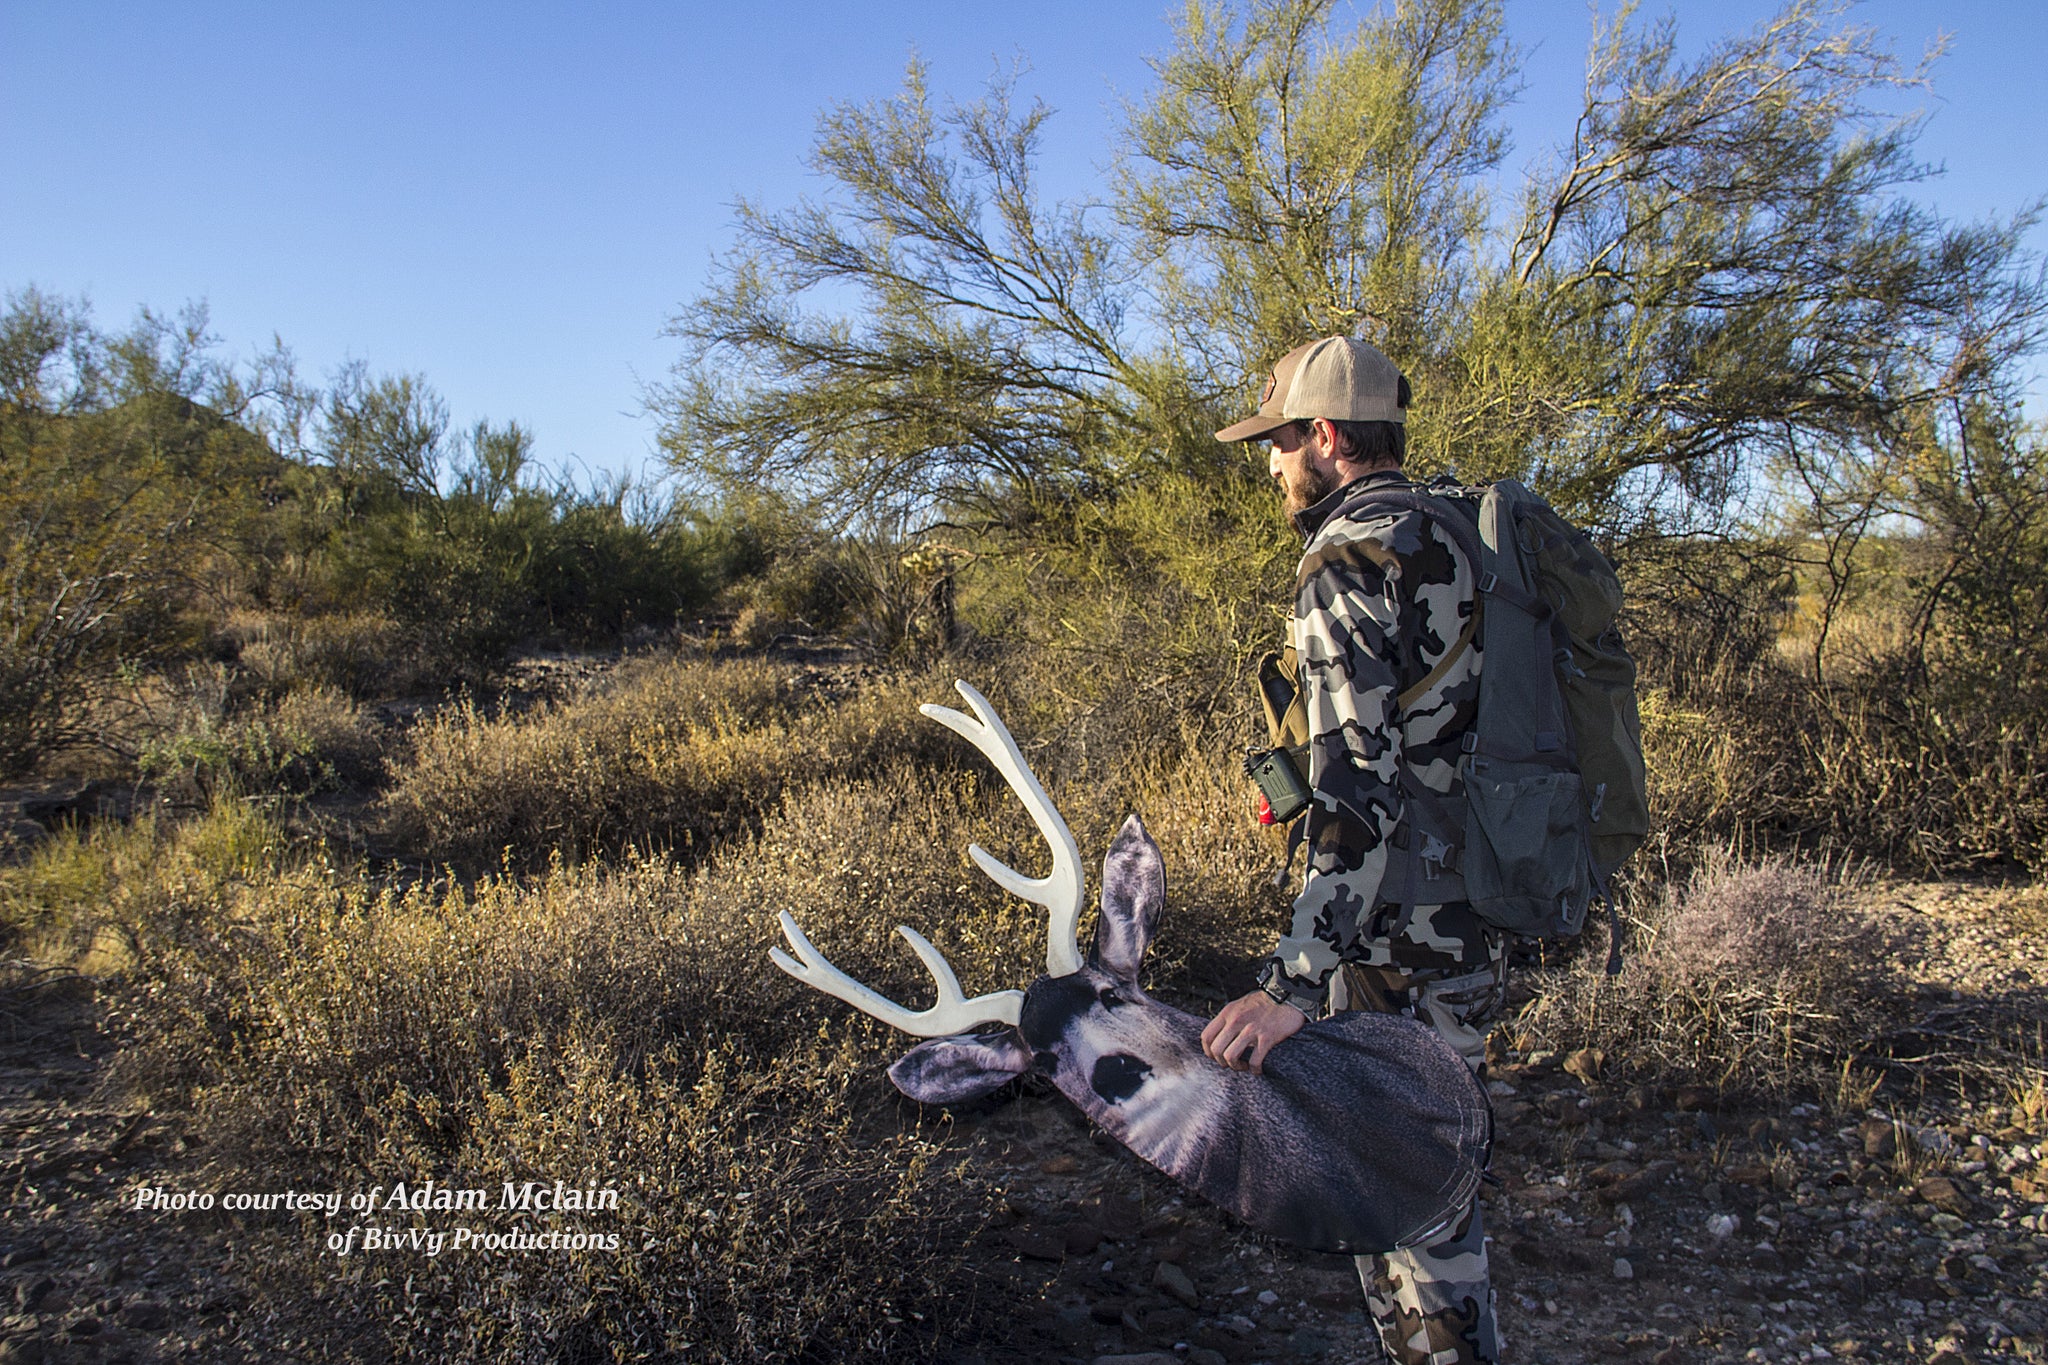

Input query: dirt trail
[0,884,2041,1364]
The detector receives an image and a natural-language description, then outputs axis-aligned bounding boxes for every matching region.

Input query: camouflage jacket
[1264,469,1486,1013]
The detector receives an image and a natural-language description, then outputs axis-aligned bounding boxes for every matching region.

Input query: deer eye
[1097,986,1126,1009]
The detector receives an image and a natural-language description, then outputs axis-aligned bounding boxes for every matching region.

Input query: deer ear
[1092,814,1164,980]
[887,1028,1033,1105]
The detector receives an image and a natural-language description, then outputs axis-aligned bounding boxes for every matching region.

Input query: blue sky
[5,1,2042,485]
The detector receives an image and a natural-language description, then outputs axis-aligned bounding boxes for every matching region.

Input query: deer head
[771,681,1489,1255]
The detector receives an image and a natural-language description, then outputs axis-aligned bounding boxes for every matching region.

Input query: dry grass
[57,650,2020,1359]
[220,609,422,698]
[136,681,384,799]
[106,805,1005,1361]
[382,657,959,866]
[55,667,1298,1362]
[1516,850,1880,1098]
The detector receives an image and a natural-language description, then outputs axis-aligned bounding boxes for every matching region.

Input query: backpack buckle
[1460,733,1479,754]
[1478,571,1499,594]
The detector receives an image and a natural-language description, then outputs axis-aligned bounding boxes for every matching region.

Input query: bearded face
[1268,422,1342,517]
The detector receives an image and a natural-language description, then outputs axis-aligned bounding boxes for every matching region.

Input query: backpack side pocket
[1461,769,1593,937]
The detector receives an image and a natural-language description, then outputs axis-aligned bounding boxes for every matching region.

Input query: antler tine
[770,911,1024,1035]
[919,680,1085,978]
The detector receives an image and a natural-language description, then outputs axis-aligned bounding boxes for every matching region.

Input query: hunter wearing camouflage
[1203,336,1505,1365]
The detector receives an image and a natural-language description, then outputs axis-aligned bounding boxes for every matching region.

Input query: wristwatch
[1256,962,1295,1006]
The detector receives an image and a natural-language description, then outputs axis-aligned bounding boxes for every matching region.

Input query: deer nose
[1090,1053,1153,1105]
[1018,972,1096,1049]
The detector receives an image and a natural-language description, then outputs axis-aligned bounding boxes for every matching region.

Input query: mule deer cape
[771,681,1491,1255]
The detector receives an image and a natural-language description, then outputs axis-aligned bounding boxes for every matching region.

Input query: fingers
[1248,1030,1280,1074]
[1199,1001,1247,1066]
[1200,992,1305,1074]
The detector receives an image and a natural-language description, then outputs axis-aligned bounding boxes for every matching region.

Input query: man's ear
[1307,416,1347,463]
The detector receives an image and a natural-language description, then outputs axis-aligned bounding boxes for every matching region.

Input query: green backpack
[1254,477,1648,962]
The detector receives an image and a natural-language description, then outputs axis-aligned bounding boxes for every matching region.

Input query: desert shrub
[1515,851,1879,1096]
[111,829,999,1364]
[383,657,958,866]
[225,610,422,698]
[138,683,383,799]
[1635,657,2048,875]
[0,794,288,960]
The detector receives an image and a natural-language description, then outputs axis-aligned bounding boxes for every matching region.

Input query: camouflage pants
[1332,901,1505,1365]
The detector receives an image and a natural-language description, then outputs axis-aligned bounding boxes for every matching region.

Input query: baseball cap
[1214,336,1406,443]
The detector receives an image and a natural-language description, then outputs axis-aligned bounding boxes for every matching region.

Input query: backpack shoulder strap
[1328,485,1550,620]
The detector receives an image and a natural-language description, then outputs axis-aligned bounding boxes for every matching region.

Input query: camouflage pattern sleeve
[1264,503,1478,1012]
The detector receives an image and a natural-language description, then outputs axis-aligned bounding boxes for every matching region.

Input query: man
[1201,335,1505,1365]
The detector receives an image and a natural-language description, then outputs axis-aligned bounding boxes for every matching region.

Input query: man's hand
[1200,990,1308,1074]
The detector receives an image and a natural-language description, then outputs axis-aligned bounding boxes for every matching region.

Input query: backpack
[1254,476,1648,963]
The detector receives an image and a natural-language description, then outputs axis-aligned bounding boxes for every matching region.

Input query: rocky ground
[939,882,2048,1365]
[0,866,2040,1362]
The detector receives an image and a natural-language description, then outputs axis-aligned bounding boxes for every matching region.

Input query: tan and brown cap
[1214,336,1406,443]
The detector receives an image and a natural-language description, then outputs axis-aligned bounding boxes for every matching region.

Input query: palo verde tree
[661,0,2044,696]
[666,0,2042,533]
[655,61,1185,535]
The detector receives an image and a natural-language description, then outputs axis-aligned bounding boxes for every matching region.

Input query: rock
[1088,1300,1128,1326]
[1143,1306,1194,1336]
[1926,1352,1972,1365]
[1564,1048,1605,1084]
[1002,1227,1066,1261]
[1040,1155,1080,1175]
[1612,1257,1634,1280]
[1152,1261,1201,1310]
[13,1278,54,1311]
[1861,1118,1900,1160]
[1255,1289,1280,1306]
[118,1300,169,1331]
[1216,1312,1258,1337]
[1096,1194,1142,1229]
[1063,1221,1104,1255]
[1673,1085,1716,1112]
[1916,1176,1970,1216]
[1587,1159,1641,1188]
[1603,1159,1677,1203]
[1189,1350,1228,1365]
[1286,1325,1333,1356]
[1091,1354,1177,1365]
[1150,1238,1191,1265]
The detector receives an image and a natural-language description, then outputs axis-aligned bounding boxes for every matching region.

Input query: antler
[770,912,1023,1033]
[766,680,1084,1037]
[919,680,1085,978]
